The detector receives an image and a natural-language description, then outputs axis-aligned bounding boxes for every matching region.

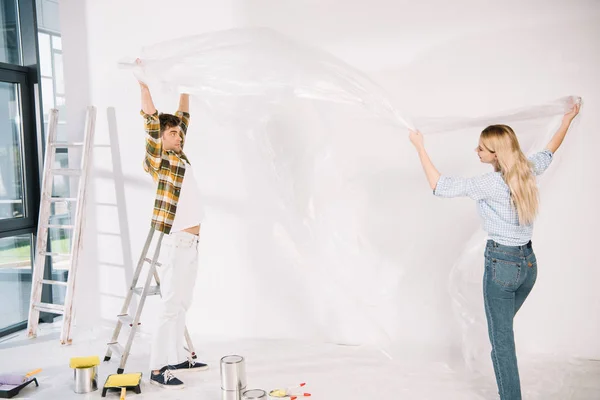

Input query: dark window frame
[0,0,47,338]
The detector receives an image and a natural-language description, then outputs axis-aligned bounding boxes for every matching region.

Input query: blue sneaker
[168,359,209,373]
[150,366,185,389]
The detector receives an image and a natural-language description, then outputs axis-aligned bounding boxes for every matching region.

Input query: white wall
[59,0,600,360]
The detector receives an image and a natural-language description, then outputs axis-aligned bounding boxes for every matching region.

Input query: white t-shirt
[171,162,204,233]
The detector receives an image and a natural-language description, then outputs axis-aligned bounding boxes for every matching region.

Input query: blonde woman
[409,103,580,400]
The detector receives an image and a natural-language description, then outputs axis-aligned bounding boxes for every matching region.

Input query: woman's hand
[409,129,441,190]
[409,129,425,149]
[546,100,581,153]
[563,102,581,123]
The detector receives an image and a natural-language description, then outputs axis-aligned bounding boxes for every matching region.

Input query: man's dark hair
[159,113,181,134]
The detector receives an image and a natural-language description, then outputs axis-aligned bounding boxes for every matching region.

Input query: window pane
[38,32,52,77]
[51,152,71,197]
[41,77,55,116]
[0,0,22,65]
[56,96,66,121]
[0,82,25,220]
[38,0,61,33]
[52,35,62,50]
[56,121,68,142]
[0,234,32,329]
[53,52,64,94]
[47,200,72,305]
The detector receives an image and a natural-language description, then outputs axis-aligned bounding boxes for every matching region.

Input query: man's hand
[137,57,157,115]
[178,93,190,113]
[135,58,149,89]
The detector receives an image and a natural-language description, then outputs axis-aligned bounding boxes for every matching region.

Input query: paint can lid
[243,389,267,399]
[221,355,244,364]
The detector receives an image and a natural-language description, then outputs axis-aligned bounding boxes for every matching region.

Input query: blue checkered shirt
[434,150,553,246]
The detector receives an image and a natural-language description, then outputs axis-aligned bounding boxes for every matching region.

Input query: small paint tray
[268,389,291,399]
[101,373,142,397]
[0,378,39,399]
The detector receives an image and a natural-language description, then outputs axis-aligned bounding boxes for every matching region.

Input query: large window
[0,234,33,328]
[0,0,45,337]
[0,81,25,220]
[36,0,70,316]
[38,31,66,140]
[0,0,21,65]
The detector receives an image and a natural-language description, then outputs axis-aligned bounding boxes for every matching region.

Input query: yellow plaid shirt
[141,110,191,234]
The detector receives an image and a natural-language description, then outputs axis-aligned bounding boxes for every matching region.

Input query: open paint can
[73,365,98,394]
[220,355,247,391]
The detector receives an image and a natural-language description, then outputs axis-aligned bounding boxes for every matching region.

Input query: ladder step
[43,251,71,257]
[107,342,125,356]
[47,224,75,229]
[117,314,133,326]
[51,142,84,148]
[51,168,81,176]
[144,258,162,267]
[133,286,161,296]
[117,314,141,326]
[33,302,65,314]
[49,197,77,202]
[41,279,68,286]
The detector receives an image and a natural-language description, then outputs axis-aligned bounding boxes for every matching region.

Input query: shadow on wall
[106,107,137,316]
[74,107,136,332]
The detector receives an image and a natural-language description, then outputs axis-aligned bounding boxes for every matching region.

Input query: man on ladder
[137,59,208,389]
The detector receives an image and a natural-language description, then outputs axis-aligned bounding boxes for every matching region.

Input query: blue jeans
[483,240,537,400]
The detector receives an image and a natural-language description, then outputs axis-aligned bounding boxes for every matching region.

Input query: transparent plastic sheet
[120,28,582,370]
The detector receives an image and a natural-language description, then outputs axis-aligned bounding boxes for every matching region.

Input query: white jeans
[149,231,200,370]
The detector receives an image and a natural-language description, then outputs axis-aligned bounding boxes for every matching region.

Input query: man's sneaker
[150,366,185,389]
[168,359,209,373]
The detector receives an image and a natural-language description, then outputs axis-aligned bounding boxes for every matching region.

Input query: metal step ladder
[27,106,97,345]
[104,226,197,374]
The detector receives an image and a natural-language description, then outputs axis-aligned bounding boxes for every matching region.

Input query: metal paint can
[222,389,242,400]
[73,365,98,393]
[220,355,247,391]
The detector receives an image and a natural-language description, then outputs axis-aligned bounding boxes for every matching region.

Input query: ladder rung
[133,286,161,296]
[41,279,68,287]
[51,142,84,148]
[51,169,81,176]
[47,224,75,229]
[43,251,71,257]
[117,314,140,326]
[49,197,77,202]
[33,302,65,314]
[144,258,162,267]
[107,342,125,356]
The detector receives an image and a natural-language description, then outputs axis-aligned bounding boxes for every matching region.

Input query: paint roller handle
[24,369,42,379]
[286,382,306,392]
[290,394,311,400]
[120,387,127,400]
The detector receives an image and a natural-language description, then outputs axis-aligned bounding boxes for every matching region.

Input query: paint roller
[0,369,42,385]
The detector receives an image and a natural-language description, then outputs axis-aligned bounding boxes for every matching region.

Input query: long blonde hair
[480,125,538,225]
